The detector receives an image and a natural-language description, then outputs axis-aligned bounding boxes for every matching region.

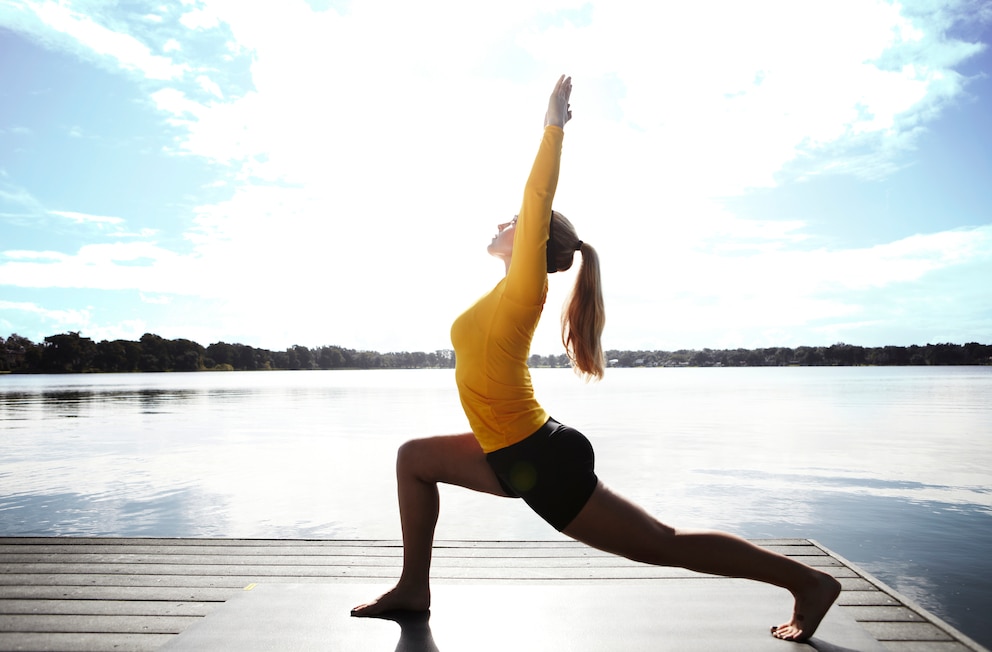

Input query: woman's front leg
[351,432,510,616]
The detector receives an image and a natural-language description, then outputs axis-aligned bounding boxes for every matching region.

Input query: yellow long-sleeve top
[450,125,563,454]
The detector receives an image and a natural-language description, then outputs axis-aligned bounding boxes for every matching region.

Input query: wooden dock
[0,538,985,651]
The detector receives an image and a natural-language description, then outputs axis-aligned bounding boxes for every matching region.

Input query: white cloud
[21,0,188,80]
[139,293,172,305]
[179,6,221,30]
[72,319,150,343]
[49,210,125,227]
[0,242,191,292]
[160,0,983,309]
[0,181,45,214]
[0,300,92,328]
[3,250,67,261]
[2,219,988,351]
[2,0,989,351]
[150,87,205,120]
[195,74,223,98]
[116,228,160,239]
[602,223,992,350]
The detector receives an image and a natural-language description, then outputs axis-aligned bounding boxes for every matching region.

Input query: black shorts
[485,418,598,531]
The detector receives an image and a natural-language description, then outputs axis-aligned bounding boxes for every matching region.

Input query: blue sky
[1,0,990,355]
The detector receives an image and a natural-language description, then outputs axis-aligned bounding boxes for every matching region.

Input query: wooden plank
[0,599,218,617]
[0,614,199,634]
[0,561,700,577]
[837,591,900,607]
[0,537,811,545]
[0,539,983,652]
[0,547,808,561]
[0,538,822,553]
[0,552,847,571]
[0,586,237,602]
[0,546,602,558]
[861,621,956,642]
[0,553,701,566]
[6,565,670,580]
[840,606,926,622]
[0,631,172,652]
[0,574,252,589]
[0,567,865,586]
[880,643,975,652]
[0,571,875,593]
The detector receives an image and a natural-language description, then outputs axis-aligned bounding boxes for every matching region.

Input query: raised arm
[504,76,572,304]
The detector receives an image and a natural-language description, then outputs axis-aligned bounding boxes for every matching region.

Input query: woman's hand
[544,74,572,129]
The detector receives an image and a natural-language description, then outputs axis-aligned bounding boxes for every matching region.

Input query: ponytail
[562,241,605,380]
[548,211,605,381]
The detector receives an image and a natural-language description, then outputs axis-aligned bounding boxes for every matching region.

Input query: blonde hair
[548,211,605,380]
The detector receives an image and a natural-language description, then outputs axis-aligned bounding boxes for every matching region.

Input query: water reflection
[1,387,207,422]
[691,468,990,506]
[0,487,226,537]
[1,368,990,649]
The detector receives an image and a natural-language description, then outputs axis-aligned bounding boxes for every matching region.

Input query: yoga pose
[352,74,841,642]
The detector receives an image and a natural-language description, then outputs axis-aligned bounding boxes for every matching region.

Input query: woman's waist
[467,406,550,453]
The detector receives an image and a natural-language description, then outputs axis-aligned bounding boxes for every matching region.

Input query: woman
[352,75,841,643]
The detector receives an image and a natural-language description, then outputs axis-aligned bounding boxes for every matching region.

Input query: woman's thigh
[562,481,676,564]
[399,433,513,498]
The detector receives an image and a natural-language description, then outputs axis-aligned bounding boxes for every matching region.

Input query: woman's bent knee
[396,438,433,477]
[395,434,479,483]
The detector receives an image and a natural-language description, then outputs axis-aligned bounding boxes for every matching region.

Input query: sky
[1,0,991,356]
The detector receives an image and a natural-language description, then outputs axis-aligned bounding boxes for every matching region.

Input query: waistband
[487,416,561,459]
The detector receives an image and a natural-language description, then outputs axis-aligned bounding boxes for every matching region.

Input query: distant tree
[175,350,202,372]
[883,345,910,365]
[434,349,455,368]
[292,345,315,370]
[964,342,992,364]
[828,342,866,365]
[925,343,967,365]
[41,332,97,373]
[206,342,237,368]
[138,334,171,371]
[94,340,130,372]
[690,349,713,366]
[235,344,261,370]
[795,346,824,366]
[5,330,991,373]
[168,339,205,371]
[2,334,37,371]
[317,346,345,369]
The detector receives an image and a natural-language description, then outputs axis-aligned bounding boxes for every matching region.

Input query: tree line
[0,332,454,374]
[1,332,989,374]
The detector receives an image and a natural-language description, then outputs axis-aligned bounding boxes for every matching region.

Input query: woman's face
[487,216,516,259]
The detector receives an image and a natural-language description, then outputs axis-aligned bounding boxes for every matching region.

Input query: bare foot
[351,584,430,617]
[771,570,842,642]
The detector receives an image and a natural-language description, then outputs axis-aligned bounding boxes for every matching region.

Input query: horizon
[2,1,991,353]
[4,329,988,359]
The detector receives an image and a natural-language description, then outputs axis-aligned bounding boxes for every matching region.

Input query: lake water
[1,367,990,647]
